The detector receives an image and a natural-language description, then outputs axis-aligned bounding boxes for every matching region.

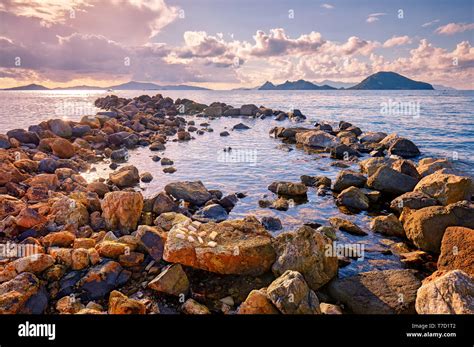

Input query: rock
[320,303,343,314]
[108,290,146,314]
[388,138,420,158]
[95,241,128,258]
[367,165,418,195]
[154,212,190,231]
[238,289,279,314]
[438,227,474,276]
[0,273,43,314]
[109,165,139,188]
[140,172,153,183]
[163,167,176,174]
[204,105,224,117]
[266,270,321,314]
[330,144,360,159]
[42,231,76,247]
[78,260,129,300]
[272,226,338,290]
[329,217,367,236]
[195,204,228,222]
[135,225,164,261]
[0,194,26,219]
[232,123,250,130]
[390,191,438,212]
[164,181,211,206]
[56,295,84,314]
[149,141,166,151]
[48,119,72,138]
[403,201,474,253]
[300,175,331,187]
[7,129,40,145]
[391,159,420,180]
[101,191,143,232]
[240,104,258,116]
[370,214,405,237]
[87,182,110,198]
[15,208,46,229]
[414,172,472,205]
[163,216,276,275]
[415,270,474,314]
[328,269,422,314]
[12,254,55,276]
[110,148,129,162]
[182,299,211,314]
[223,108,241,117]
[177,131,191,141]
[417,158,452,177]
[219,131,230,137]
[151,192,176,215]
[0,134,11,149]
[50,138,75,159]
[118,252,144,267]
[25,173,59,190]
[295,130,340,148]
[270,197,289,211]
[71,248,90,270]
[261,216,283,231]
[72,124,91,137]
[148,264,189,296]
[336,186,370,211]
[268,181,307,196]
[359,132,387,144]
[50,196,89,227]
[333,170,367,192]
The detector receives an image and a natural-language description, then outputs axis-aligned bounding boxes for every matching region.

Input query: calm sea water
[1,89,473,277]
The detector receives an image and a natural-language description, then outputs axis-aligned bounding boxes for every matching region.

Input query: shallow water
[1,89,473,277]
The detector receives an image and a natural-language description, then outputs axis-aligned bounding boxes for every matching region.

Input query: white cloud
[383,35,412,48]
[321,4,334,9]
[435,22,474,35]
[422,19,439,27]
[366,12,386,23]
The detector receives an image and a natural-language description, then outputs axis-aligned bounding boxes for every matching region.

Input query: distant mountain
[4,83,49,91]
[349,71,434,90]
[107,81,162,90]
[159,84,210,91]
[433,84,456,91]
[317,80,356,89]
[53,85,105,90]
[259,79,336,90]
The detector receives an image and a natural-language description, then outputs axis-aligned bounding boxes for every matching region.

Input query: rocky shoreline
[0,93,473,315]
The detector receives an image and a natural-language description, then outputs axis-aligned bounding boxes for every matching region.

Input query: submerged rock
[164,181,212,206]
[329,217,367,236]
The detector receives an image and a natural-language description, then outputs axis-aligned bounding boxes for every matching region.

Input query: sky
[0,0,473,89]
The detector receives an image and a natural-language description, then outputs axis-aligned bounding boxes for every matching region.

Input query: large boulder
[390,191,438,213]
[403,201,474,253]
[295,130,340,148]
[369,214,405,237]
[268,181,307,196]
[387,138,420,158]
[336,186,369,211]
[51,138,75,159]
[109,165,139,188]
[367,165,418,195]
[327,269,422,314]
[50,196,89,227]
[438,227,473,276]
[164,181,211,206]
[148,264,189,296]
[48,119,72,138]
[0,272,45,314]
[272,226,338,290]
[163,216,275,275]
[333,170,367,192]
[360,157,395,176]
[415,270,474,314]
[417,158,452,177]
[266,270,321,314]
[414,172,472,205]
[101,191,143,232]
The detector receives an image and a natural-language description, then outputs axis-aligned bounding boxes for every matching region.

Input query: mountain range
[3,81,209,91]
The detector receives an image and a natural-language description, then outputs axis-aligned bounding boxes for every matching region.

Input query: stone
[0,134,11,149]
[272,226,338,290]
[51,138,75,159]
[414,172,472,205]
[240,104,258,116]
[320,303,343,314]
[118,252,144,267]
[42,231,76,247]
[87,182,110,198]
[391,159,420,180]
[0,194,26,219]
[148,264,189,296]
[403,201,474,253]
[48,119,72,138]
[101,191,144,232]
[438,227,474,276]
[390,191,438,213]
[50,196,89,226]
[388,138,420,158]
[195,204,228,222]
[295,130,340,148]
[369,214,405,237]
[109,165,139,188]
[13,254,55,275]
[367,165,418,195]
[417,158,452,177]
[336,186,370,211]
[154,212,190,231]
[219,131,230,137]
[140,172,153,183]
[0,273,43,314]
[327,269,422,314]
[151,192,176,215]
[7,129,40,145]
[329,217,367,236]
[359,132,387,144]
[15,208,46,229]
[204,105,223,117]
[135,225,165,261]
[330,144,360,159]
[333,170,367,192]
[78,260,129,300]
[268,181,307,196]
[238,289,279,314]
[56,295,84,314]
[164,181,211,206]
[149,141,165,151]
[261,216,283,231]
[108,290,146,314]
[71,248,90,270]
[232,123,250,130]
[163,216,276,275]
[415,270,474,314]
[163,167,176,174]
[95,241,128,258]
[270,197,289,211]
[110,148,129,162]
[181,298,211,314]
[359,157,395,176]
[266,270,321,314]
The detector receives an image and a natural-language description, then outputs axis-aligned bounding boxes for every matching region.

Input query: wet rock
[328,269,422,314]
[367,165,418,195]
[160,158,174,165]
[336,186,370,211]
[177,131,191,141]
[223,108,241,117]
[219,131,230,137]
[78,260,129,300]
[140,172,153,183]
[195,204,228,222]
[415,270,474,314]
[218,194,238,212]
[270,197,289,211]
[135,225,164,261]
[148,264,189,296]
[295,130,340,148]
[101,191,143,232]
[110,148,129,162]
[232,123,250,130]
[329,217,367,236]
[391,159,420,180]
[261,216,282,231]
[330,144,360,159]
[150,192,176,215]
[182,298,211,314]
[403,201,474,253]
[240,104,258,116]
[300,175,331,187]
[438,227,474,276]
[108,290,146,314]
[204,105,224,117]
[109,165,139,188]
[0,272,43,314]
[268,181,307,196]
[388,138,420,158]
[272,226,338,290]
[370,214,405,237]
[163,216,275,275]
[238,288,279,314]
[359,132,387,144]
[48,119,72,138]
[359,157,395,176]
[414,172,472,205]
[390,191,438,213]
[149,141,166,151]
[164,181,211,206]
[266,270,321,314]
[7,129,40,145]
[163,167,176,174]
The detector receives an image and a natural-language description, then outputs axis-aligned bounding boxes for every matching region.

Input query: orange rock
[108,290,146,314]
[42,231,76,247]
[51,138,75,159]
[101,191,143,232]
[15,208,46,229]
[238,288,279,314]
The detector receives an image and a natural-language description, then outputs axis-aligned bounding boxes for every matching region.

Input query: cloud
[422,19,439,27]
[366,12,386,23]
[321,4,334,9]
[383,35,412,48]
[435,22,474,35]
